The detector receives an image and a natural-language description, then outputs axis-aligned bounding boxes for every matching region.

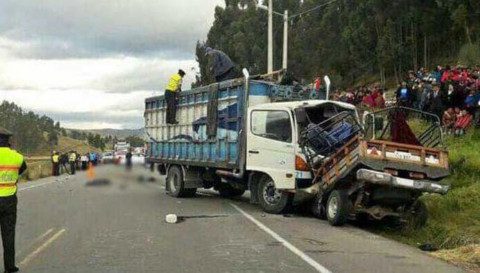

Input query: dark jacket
[207,49,235,77]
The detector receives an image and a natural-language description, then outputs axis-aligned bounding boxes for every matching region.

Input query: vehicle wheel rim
[328,196,338,219]
[262,180,281,205]
[169,173,179,192]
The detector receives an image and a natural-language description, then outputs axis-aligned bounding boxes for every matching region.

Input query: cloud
[0,0,223,129]
[0,89,150,129]
[0,56,198,93]
[0,0,224,59]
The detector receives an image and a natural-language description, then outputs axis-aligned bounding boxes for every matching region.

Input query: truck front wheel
[258,175,292,214]
[167,166,196,198]
[326,190,350,226]
[403,200,428,229]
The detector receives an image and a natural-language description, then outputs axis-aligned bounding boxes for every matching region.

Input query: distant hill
[35,135,101,156]
[75,128,144,139]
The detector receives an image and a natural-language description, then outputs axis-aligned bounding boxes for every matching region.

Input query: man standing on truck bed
[205,47,237,82]
[165,69,186,124]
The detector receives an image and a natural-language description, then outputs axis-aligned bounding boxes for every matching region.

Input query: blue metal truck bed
[144,78,274,169]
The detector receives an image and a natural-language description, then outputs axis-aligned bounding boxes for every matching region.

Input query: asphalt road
[5,165,464,273]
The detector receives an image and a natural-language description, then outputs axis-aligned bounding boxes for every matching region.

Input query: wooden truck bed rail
[312,137,449,189]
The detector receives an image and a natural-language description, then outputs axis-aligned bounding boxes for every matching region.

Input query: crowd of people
[330,65,480,136]
[51,151,99,176]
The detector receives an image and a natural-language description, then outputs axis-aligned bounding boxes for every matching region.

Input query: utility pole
[257,0,338,73]
[267,0,273,74]
[282,10,288,70]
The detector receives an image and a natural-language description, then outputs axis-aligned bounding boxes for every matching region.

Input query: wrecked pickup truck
[144,70,449,228]
[300,106,450,227]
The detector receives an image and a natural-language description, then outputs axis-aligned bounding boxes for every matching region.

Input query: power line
[289,0,339,19]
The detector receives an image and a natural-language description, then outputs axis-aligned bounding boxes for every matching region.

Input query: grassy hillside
[21,135,102,181]
[27,135,102,157]
[375,129,480,270]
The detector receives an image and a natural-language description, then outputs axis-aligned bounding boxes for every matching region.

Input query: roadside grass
[373,129,480,270]
[20,160,52,182]
[19,135,101,182]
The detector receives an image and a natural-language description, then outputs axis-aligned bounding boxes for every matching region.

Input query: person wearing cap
[205,47,237,82]
[165,69,186,124]
[0,127,26,273]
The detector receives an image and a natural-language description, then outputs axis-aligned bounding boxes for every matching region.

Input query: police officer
[0,127,26,273]
[68,150,77,175]
[51,151,60,176]
[165,69,185,124]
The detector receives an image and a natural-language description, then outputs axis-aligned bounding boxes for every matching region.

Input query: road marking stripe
[230,203,332,273]
[33,228,55,245]
[18,181,57,192]
[17,229,54,256]
[19,229,66,267]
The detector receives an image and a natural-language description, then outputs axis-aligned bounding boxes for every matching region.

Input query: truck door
[246,109,296,189]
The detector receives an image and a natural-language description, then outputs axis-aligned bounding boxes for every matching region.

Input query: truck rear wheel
[167,166,196,198]
[258,175,292,214]
[326,190,349,226]
[311,193,327,220]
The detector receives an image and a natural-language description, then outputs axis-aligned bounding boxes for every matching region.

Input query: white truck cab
[245,100,359,213]
[247,100,358,187]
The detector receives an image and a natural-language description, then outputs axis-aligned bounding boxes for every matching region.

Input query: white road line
[32,228,55,245]
[18,181,57,192]
[18,229,54,256]
[19,229,66,267]
[230,203,332,273]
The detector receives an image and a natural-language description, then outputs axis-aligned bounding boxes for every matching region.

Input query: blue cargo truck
[145,70,449,226]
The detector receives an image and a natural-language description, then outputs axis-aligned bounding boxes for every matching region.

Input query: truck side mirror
[295,107,308,125]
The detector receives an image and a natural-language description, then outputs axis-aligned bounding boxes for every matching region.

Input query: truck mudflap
[356,169,449,195]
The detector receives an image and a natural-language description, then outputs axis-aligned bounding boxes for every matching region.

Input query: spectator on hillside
[411,82,422,109]
[396,81,412,107]
[442,108,456,134]
[374,89,386,108]
[454,109,472,136]
[362,91,375,108]
[464,89,477,115]
[420,82,433,111]
[441,66,452,83]
[429,83,444,120]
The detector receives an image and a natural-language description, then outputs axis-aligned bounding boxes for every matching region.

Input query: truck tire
[403,200,428,229]
[326,190,349,226]
[217,183,245,198]
[258,175,292,214]
[311,193,327,220]
[167,166,196,198]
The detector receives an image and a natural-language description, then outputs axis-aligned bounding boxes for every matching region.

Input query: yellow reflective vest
[166,73,183,92]
[0,147,24,197]
[52,154,59,163]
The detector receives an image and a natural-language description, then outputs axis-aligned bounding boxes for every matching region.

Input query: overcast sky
[0,0,224,129]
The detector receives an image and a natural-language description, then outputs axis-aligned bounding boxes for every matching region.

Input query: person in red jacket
[454,109,472,136]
